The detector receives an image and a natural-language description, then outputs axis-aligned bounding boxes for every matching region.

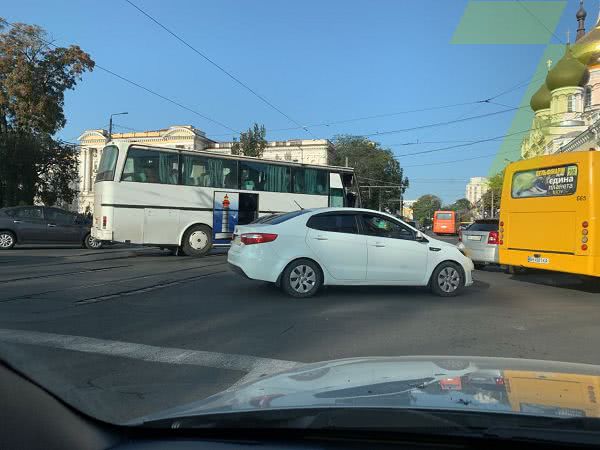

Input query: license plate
[467,235,482,241]
[528,256,549,264]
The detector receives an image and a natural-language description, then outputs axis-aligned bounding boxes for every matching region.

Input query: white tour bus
[91,142,355,256]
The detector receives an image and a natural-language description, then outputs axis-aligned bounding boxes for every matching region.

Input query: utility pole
[399,189,404,219]
[108,112,128,140]
[490,189,494,218]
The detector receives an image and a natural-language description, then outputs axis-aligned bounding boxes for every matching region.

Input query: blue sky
[3,0,594,203]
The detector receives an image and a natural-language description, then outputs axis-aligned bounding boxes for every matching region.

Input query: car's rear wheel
[0,231,16,250]
[281,259,322,298]
[181,225,212,257]
[430,262,464,297]
[83,233,103,250]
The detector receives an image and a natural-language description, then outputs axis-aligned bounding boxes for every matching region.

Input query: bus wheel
[182,225,212,257]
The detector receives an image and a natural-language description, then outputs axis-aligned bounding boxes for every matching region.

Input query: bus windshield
[95,146,119,182]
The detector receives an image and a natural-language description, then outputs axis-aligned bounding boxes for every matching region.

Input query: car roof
[305,207,404,219]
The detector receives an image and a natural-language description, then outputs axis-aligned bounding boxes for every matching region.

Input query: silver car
[457,219,499,268]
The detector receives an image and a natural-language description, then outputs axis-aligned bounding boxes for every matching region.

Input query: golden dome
[573,19,600,65]
[530,83,552,111]
[546,44,589,90]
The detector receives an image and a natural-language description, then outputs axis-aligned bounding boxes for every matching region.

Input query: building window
[567,95,575,112]
[585,86,592,109]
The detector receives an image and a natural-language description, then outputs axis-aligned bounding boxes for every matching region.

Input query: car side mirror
[415,231,428,242]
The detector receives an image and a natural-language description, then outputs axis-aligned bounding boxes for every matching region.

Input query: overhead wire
[515,0,565,44]
[364,105,526,137]
[124,0,317,138]
[0,19,240,135]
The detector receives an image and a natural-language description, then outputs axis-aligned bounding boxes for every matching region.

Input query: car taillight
[488,231,499,245]
[102,216,107,229]
[240,233,278,245]
[495,377,505,385]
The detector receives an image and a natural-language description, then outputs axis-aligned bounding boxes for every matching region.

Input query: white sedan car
[228,207,474,298]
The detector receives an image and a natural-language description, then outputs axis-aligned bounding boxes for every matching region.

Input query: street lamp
[108,112,128,140]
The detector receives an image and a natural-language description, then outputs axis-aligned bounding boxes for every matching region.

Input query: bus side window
[293,168,328,195]
[123,147,178,185]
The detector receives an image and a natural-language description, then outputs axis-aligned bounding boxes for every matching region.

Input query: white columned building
[75,125,334,213]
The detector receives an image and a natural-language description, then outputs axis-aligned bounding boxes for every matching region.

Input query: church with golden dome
[522,1,600,158]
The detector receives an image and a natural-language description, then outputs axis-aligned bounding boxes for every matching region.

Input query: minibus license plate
[528,256,549,264]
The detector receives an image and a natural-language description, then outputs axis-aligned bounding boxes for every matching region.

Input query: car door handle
[314,236,328,241]
[47,224,57,228]
[372,242,386,247]
[13,220,22,224]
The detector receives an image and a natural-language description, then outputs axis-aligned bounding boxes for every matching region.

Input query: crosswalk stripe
[0,328,299,380]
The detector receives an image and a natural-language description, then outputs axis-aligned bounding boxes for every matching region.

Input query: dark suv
[0,206,102,250]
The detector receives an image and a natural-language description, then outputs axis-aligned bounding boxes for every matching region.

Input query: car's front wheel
[0,231,16,250]
[281,259,323,298]
[430,262,464,297]
[83,233,103,250]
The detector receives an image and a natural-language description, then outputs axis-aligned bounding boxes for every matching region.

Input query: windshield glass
[3,2,600,444]
[95,145,119,182]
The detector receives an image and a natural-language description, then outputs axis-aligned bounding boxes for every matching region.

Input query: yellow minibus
[499,151,598,276]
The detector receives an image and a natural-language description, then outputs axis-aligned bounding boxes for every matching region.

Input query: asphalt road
[1,238,600,423]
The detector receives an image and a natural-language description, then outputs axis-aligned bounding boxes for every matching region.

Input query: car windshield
[2,2,600,445]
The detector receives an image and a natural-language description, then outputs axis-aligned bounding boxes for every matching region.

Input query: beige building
[402,200,416,220]
[75,125,334,213]
[465,177,489,205]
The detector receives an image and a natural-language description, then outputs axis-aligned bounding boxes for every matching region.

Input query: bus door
[212,191,258,244]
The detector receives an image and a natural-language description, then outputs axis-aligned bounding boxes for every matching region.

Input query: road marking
[75,270,228,305]
[0,264,132,284]
[0,328,299,384]
[0,261,228,304]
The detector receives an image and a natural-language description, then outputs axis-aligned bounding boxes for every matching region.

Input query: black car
[0,206,102,250]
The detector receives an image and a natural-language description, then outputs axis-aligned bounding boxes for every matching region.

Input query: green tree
[480,170,505,216]
[331,135,409,212]
[231,123,267,158]
[443,197,473,222]
[412,194,442,226]
[0,19,94,207]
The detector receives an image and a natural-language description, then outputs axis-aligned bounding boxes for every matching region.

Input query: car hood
[133,356,600,424]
